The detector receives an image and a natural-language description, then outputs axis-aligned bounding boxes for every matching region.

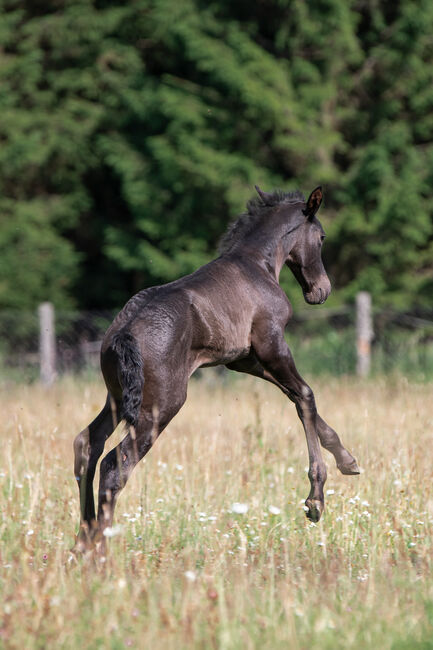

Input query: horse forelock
[218,189,305,254]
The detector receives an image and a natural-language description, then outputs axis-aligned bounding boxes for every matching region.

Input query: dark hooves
[305,499,324,522]
[71,523,105,557]
[337,459,361,475]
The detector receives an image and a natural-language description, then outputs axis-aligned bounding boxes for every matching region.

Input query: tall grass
[0,374,432,649]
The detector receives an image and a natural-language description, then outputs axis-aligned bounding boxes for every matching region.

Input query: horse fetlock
[308,462,327,485]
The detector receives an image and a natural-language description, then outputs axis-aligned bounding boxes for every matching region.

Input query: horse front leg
[228,354,359,476]
[316,416,359,475]
[248,337,328,522]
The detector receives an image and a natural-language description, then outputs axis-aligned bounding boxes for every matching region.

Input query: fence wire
[0,305,432,381]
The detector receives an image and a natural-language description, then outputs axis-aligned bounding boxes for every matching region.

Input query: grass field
[0,373,432,649]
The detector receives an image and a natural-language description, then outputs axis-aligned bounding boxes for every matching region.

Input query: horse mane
[218,189,305,254]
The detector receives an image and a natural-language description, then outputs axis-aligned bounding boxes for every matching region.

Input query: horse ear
[304,186,323,219]
[255,185,272,204]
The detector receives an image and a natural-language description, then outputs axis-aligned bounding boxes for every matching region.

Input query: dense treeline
[0,0,432,310]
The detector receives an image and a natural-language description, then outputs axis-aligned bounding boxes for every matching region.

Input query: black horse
[73,186,359,550]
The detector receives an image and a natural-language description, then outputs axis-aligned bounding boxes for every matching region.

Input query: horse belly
[198,345,251,368]
[192,324,251,370]
[188,293,253,371]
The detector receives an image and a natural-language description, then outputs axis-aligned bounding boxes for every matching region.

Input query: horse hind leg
[96,393,186,544]
[73,393,119,549]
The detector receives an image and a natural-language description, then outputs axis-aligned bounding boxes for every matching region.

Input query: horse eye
[320,235,325,242]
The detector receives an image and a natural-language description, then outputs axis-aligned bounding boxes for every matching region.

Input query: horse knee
[297,385,316,415]
[73,427,89,479]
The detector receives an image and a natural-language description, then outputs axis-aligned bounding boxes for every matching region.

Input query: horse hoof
[337,459,360,475]
[71,523,102,556]
[71,538,87,555]
[305,499,324,522]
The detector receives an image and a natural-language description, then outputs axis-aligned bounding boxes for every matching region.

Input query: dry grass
[0,373,432,649]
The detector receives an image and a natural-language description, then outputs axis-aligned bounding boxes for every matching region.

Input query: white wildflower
[231,502,248,515]
[184,570,196,582]
[357,573,369,582]
[103,524,123,538]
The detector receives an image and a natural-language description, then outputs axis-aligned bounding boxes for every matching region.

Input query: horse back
[101,256,290,380]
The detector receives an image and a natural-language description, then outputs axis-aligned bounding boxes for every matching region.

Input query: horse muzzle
[303,276,331,305]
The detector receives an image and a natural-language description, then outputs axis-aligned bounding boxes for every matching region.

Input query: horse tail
[111,330,144,428]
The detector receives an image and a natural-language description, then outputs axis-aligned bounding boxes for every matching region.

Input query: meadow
[0,373,432,649]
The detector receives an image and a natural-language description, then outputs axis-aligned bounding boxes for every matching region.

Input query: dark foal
[73,186,359,550]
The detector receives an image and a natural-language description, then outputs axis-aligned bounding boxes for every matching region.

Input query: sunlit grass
[0,374,432,648]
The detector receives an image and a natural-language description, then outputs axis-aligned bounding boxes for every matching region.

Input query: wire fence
[0,309,115,381]
[0,300,432,382]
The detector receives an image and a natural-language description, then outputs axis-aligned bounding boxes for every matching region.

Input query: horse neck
[231,226,289,283]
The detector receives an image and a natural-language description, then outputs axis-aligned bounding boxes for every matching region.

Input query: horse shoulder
[251,283,293,341]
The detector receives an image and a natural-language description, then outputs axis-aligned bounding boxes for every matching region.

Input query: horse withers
[73,186,359,551]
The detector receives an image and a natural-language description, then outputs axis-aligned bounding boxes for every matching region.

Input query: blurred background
[0,0,432,380]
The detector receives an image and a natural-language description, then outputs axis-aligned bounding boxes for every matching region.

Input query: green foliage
[0,198,79,309]
[286,327,433,380]
[0,0,431,309]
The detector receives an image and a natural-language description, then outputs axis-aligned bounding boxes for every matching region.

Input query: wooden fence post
[356,291,373,377]
[39,302,57,385]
